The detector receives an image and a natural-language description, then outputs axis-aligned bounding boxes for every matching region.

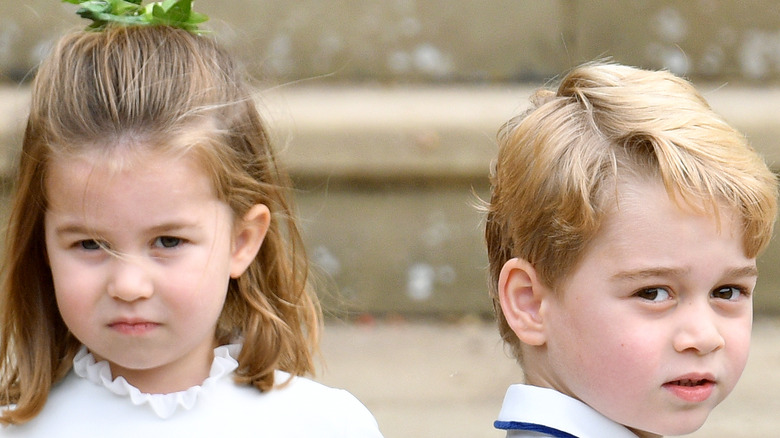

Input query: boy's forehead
[612,177,730,221]
[549,177,755,298]
[597,178,746,254]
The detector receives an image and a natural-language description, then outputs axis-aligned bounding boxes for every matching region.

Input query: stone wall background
[3,1,780,84]
[2,1,780,315]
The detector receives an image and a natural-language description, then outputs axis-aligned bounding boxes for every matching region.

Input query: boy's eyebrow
[723,265,760,279]
[611,267,689,281]
[611,265,758,281]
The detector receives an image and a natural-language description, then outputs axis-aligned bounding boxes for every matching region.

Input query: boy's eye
[711,286,745,301]
[154,236,182,248]
[635,287,671,302]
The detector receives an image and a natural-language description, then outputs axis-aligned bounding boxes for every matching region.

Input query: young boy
[484,62,778,437]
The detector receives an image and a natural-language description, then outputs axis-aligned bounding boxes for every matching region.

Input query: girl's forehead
[49,143,214,184]
[53,141,191,172]
[46,117,223,180]
[45,149,222,216]
[46,146,217,202]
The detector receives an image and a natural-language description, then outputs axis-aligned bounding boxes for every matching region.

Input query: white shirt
[495,384,638,438]
[1,345,383,438]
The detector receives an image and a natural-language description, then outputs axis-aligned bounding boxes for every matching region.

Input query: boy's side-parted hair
[485,62,778,363]
[0,26,319,425]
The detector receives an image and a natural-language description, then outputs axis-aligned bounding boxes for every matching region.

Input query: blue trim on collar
[494,421,579,438]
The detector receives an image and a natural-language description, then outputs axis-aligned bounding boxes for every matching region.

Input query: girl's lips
[663,375,716,403]
[109,320,160,335]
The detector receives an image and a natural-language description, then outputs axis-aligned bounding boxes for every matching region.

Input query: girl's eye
[80,240,102,250]
[154,236,182,248]
[635,287,672,302]
[711,286,745,301]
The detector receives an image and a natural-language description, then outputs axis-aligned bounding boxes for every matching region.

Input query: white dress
[1,344,383,437]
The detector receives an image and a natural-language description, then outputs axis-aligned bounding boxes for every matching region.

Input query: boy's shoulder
[495,384,638,438]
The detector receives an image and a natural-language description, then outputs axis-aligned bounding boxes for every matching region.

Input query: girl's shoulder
[253,370,383,436]
[0,349,383,437]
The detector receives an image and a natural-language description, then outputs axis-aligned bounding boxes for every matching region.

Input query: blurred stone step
[2,84,780,314]
[268,85,780,315]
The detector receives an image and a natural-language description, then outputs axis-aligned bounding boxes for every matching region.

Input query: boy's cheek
[724,319,752,379]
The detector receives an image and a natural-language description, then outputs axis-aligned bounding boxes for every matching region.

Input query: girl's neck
[95,343,217,394]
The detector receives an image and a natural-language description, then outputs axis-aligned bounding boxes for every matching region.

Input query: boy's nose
[672,305,725,355]
[107,257,154,302]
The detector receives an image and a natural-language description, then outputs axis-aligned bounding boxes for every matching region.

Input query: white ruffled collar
[72,343,241,419]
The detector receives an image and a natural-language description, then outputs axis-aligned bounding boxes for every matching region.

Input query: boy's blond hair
[485,62,778,363]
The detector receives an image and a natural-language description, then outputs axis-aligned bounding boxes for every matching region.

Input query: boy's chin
[627,414,710,438]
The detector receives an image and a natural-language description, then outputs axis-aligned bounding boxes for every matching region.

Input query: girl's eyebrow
[610,265,758,282]
[53,221,199,236]
[146,222,199,234]
[52,223,95,236]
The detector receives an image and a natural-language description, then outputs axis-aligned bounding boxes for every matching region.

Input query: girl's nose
[672,305,725,355]
[107,257,154,302]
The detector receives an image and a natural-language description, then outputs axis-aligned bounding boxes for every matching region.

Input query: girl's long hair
[0,25,320,425]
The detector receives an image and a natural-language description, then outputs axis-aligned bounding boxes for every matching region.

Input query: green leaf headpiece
[63,0,209,33]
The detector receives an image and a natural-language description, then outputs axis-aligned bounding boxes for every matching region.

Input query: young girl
[0,6,382,437]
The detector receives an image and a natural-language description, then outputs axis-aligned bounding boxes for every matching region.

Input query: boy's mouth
[663,375,716,402]
[668,378,711,387]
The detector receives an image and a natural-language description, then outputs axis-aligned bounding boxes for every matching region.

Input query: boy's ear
[498,258,548,346]
[229,204,271,278]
